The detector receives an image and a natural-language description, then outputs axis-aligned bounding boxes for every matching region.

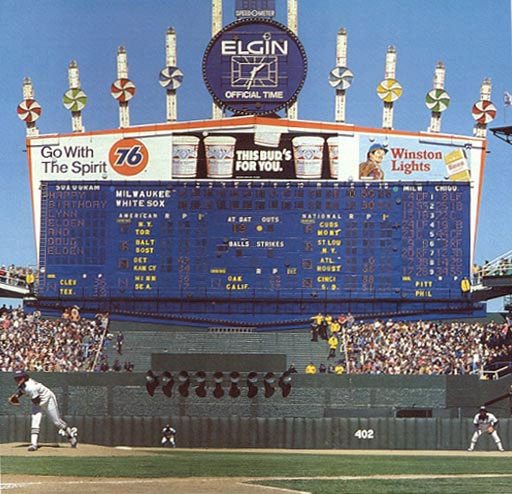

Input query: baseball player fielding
[467,406,504,452]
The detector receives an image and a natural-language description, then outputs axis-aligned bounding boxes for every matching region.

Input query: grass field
[3,449,512,493]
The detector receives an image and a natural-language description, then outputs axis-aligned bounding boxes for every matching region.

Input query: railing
[480,362,512,380]
[0,274,30,290]
[90,323,110,372]
[474,249,512,282]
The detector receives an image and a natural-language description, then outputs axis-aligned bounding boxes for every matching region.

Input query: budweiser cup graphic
[327,136,340,179]
[172,135,200,178]
[254,125,282,148]
[204,136,237,178]
[292,136,325,179]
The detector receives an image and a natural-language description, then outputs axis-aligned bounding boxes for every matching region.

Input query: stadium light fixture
[178,370,190,397]
[160,371,174,397]
[195,370,207,398]
[145,370,159,397]
[229,371,241,398]
[247,371,258,399]
[278,371,292,398]
[213,371,224,399]
[263,371,276,398]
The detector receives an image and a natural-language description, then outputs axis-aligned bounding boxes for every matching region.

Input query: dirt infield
[3,443,511,457]
[2,444,512,494]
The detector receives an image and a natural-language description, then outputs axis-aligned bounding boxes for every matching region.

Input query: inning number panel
[38,181,470,301]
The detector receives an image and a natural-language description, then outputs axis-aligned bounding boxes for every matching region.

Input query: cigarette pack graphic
[444,148,470,181]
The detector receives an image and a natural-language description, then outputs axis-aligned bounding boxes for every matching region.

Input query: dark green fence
[2,415,511,451]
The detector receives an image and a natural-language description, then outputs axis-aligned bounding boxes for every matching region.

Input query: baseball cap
[368,143,388,154]
[14,370,29,380]
[480,406,487,411]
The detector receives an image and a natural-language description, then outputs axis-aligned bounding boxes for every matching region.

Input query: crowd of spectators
[0,307,110,372]
[0,265,36,291]
[308,313,512,377]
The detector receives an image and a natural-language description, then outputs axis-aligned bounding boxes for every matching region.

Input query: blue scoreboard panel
[37,180,476,322]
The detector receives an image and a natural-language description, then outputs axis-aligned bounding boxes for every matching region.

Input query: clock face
[203,19,307,115]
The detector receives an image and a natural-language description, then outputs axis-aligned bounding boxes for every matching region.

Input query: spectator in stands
[287,362,298,374]
[335,361,345,374]
[327,363,335,373]
[498,258,509,275]
[346,312,355,329]
[25,269,35,292]
[327,335,338,359]
[320,315,332,340]
[310,313,323,342]
[112,359,122,372]
[472,350,481,373]
[116,330,124,355]
[99,359,109,372]
[338,313,347,327]
[482,260,490,276]
[330,319,341,340]
[305,362,317,374]
[123,361,134,372]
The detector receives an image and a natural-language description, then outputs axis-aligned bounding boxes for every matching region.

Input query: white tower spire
[166,27,178,122]
[378,46,402,130]
[17,77,41,137]
[63,61,87,133]
[472,78,496,138]
[111,47,136,128]
[116,46,132,128]
[335,28,347,122]
[286,0,298,120]
[426,62,450,133]
[212,0,223,119]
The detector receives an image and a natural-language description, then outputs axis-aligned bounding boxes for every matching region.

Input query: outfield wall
[1,372,511,449]
[2,415,512,451]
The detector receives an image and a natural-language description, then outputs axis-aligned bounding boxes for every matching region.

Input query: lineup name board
[38,181,470,303]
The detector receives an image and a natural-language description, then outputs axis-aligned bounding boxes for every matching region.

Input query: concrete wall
[2,373,510,418]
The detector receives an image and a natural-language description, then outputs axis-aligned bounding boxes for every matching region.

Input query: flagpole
[503,91,512,123]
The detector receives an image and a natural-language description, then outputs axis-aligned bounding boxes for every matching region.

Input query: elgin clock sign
[202,19,307,115]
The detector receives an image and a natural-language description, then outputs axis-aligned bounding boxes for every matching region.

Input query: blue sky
[0,0,510,310]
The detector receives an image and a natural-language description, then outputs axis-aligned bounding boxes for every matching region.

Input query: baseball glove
[488,426,495,434]
[7,394,21,406]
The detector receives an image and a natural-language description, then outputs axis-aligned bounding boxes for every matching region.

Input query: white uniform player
[467,406,504,451]
[13,371,78,451]
[161,424,177,447]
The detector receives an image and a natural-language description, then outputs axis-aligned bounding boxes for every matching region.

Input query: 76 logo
[109,138,149,176]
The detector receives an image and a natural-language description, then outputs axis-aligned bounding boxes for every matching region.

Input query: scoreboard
[37,180,474,319]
